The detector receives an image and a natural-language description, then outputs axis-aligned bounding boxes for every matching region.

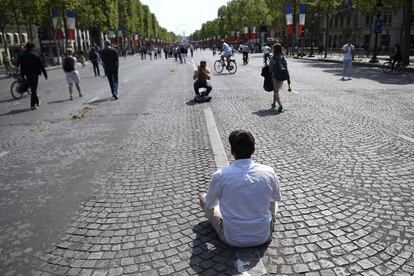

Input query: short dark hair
[273,43,283,56]
[25,42,35,50]
[229,130,255,159]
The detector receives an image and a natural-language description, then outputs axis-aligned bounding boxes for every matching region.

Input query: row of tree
[190,0,412,65]
[0,0,177,48]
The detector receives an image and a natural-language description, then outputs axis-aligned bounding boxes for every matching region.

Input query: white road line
[203,106,229,169]
[398,134,414,143]
[191,58,197,70]
[85,96,99,104]
[0,151,9,158]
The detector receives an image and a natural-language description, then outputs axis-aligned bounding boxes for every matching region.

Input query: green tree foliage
[1,0,176,42]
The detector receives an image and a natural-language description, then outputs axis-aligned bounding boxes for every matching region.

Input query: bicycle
[382,59,403,75]
[214,58,237,74]
[9,71,31,99]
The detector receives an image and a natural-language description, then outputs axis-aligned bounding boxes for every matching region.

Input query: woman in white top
[342,41,355,80]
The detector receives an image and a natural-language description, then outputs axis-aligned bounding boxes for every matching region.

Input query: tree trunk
[401,0,412,66]
[324,3,331,58]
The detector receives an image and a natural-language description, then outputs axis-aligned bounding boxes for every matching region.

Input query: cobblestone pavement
[0,50,413,276]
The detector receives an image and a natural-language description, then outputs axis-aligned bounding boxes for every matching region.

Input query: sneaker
[348,77,351,80]
[70,96,73,100]
[37,100,41,107]
[341,77,345,81]
[271,103,276,109]
[278,106,283,113]
[31,106,38,110]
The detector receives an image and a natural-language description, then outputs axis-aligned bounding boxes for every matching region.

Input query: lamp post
[369,0,383,63]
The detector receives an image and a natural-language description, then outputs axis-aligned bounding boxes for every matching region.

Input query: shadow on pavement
[0,98,18,104]
[0,107,31,117]
[253,108,282,117]
[297,59,414,85]
[48,99,72,104]
[190,222,271,275]
[185,99,197,106]
[190,222,236,275]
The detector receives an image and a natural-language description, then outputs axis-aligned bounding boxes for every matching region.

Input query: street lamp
[369,0,383,63]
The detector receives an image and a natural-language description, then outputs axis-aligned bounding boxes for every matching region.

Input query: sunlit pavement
[0,50,413,275]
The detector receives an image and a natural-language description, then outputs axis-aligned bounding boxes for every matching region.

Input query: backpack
[63,56,75,72]
[274,57,289,81]
[261,65,273,92]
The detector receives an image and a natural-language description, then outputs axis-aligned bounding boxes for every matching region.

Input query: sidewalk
[298,54,414,73]
[0,64,64,80]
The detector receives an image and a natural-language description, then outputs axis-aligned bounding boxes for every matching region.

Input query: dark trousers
[92,61,100,76]
[243,52,248,62]
[194,80,212,96]
[105,67,119,94]
[25,74,39,107]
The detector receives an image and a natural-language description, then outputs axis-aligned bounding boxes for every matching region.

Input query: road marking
[191,58,197,70]
[85,97,99,104]
[398,134,414,143]
[0,151,9,158]
[203,106,229,169]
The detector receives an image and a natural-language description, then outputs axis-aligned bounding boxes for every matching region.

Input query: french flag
[243,26,249,40]
[66,11,76,40]
[285,4,293,36]
[298,4,306,36]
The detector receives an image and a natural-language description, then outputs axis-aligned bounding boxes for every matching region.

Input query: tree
[401,0,412,65]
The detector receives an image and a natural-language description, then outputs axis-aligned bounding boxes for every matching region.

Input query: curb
[300,57,414,73]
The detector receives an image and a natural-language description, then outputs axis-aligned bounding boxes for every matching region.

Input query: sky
[140,0,229,36]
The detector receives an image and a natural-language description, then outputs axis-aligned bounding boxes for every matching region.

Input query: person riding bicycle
[219,40,233,68]
[391,44,402,71]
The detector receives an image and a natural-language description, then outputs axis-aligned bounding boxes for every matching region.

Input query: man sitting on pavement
[193,60,212,100]
[200,130,282,247]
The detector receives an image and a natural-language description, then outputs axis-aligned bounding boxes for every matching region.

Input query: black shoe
[278,106,283,113]
[271,103,275,109]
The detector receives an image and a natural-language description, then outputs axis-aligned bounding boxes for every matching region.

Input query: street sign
[374,17,382,34]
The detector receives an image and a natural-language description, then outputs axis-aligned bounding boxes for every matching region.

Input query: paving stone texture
[0,51,413,275]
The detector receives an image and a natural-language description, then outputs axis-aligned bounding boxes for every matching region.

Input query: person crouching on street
[62,48,82,100]
[200,130,282,247]
[193,60,212,97]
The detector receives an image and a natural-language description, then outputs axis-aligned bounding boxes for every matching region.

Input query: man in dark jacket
[101,40,119,99]
[19,42,48,110]
[88,47,100,77]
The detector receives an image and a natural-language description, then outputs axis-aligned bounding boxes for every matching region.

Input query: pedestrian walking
[62,48,82,100]
[190,45,194,58]
[269,44,290,113]
[391,44,402,71]
[263,44,271,65]
[19,42,48,110]
[200,130,281,247]
[101,40,119,99]
[88,47,101,77]
[341,41,354,80]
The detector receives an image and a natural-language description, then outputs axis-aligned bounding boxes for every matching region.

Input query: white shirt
[263,46,271,54]
[205,159,281,247]
[342,44,354,60]
[223,42,232,53]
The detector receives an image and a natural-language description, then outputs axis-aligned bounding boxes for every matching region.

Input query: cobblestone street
[0,51,413,276]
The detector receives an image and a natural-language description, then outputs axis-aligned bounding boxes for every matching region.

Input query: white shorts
[223,52,232,58]
[65,71,80,84]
